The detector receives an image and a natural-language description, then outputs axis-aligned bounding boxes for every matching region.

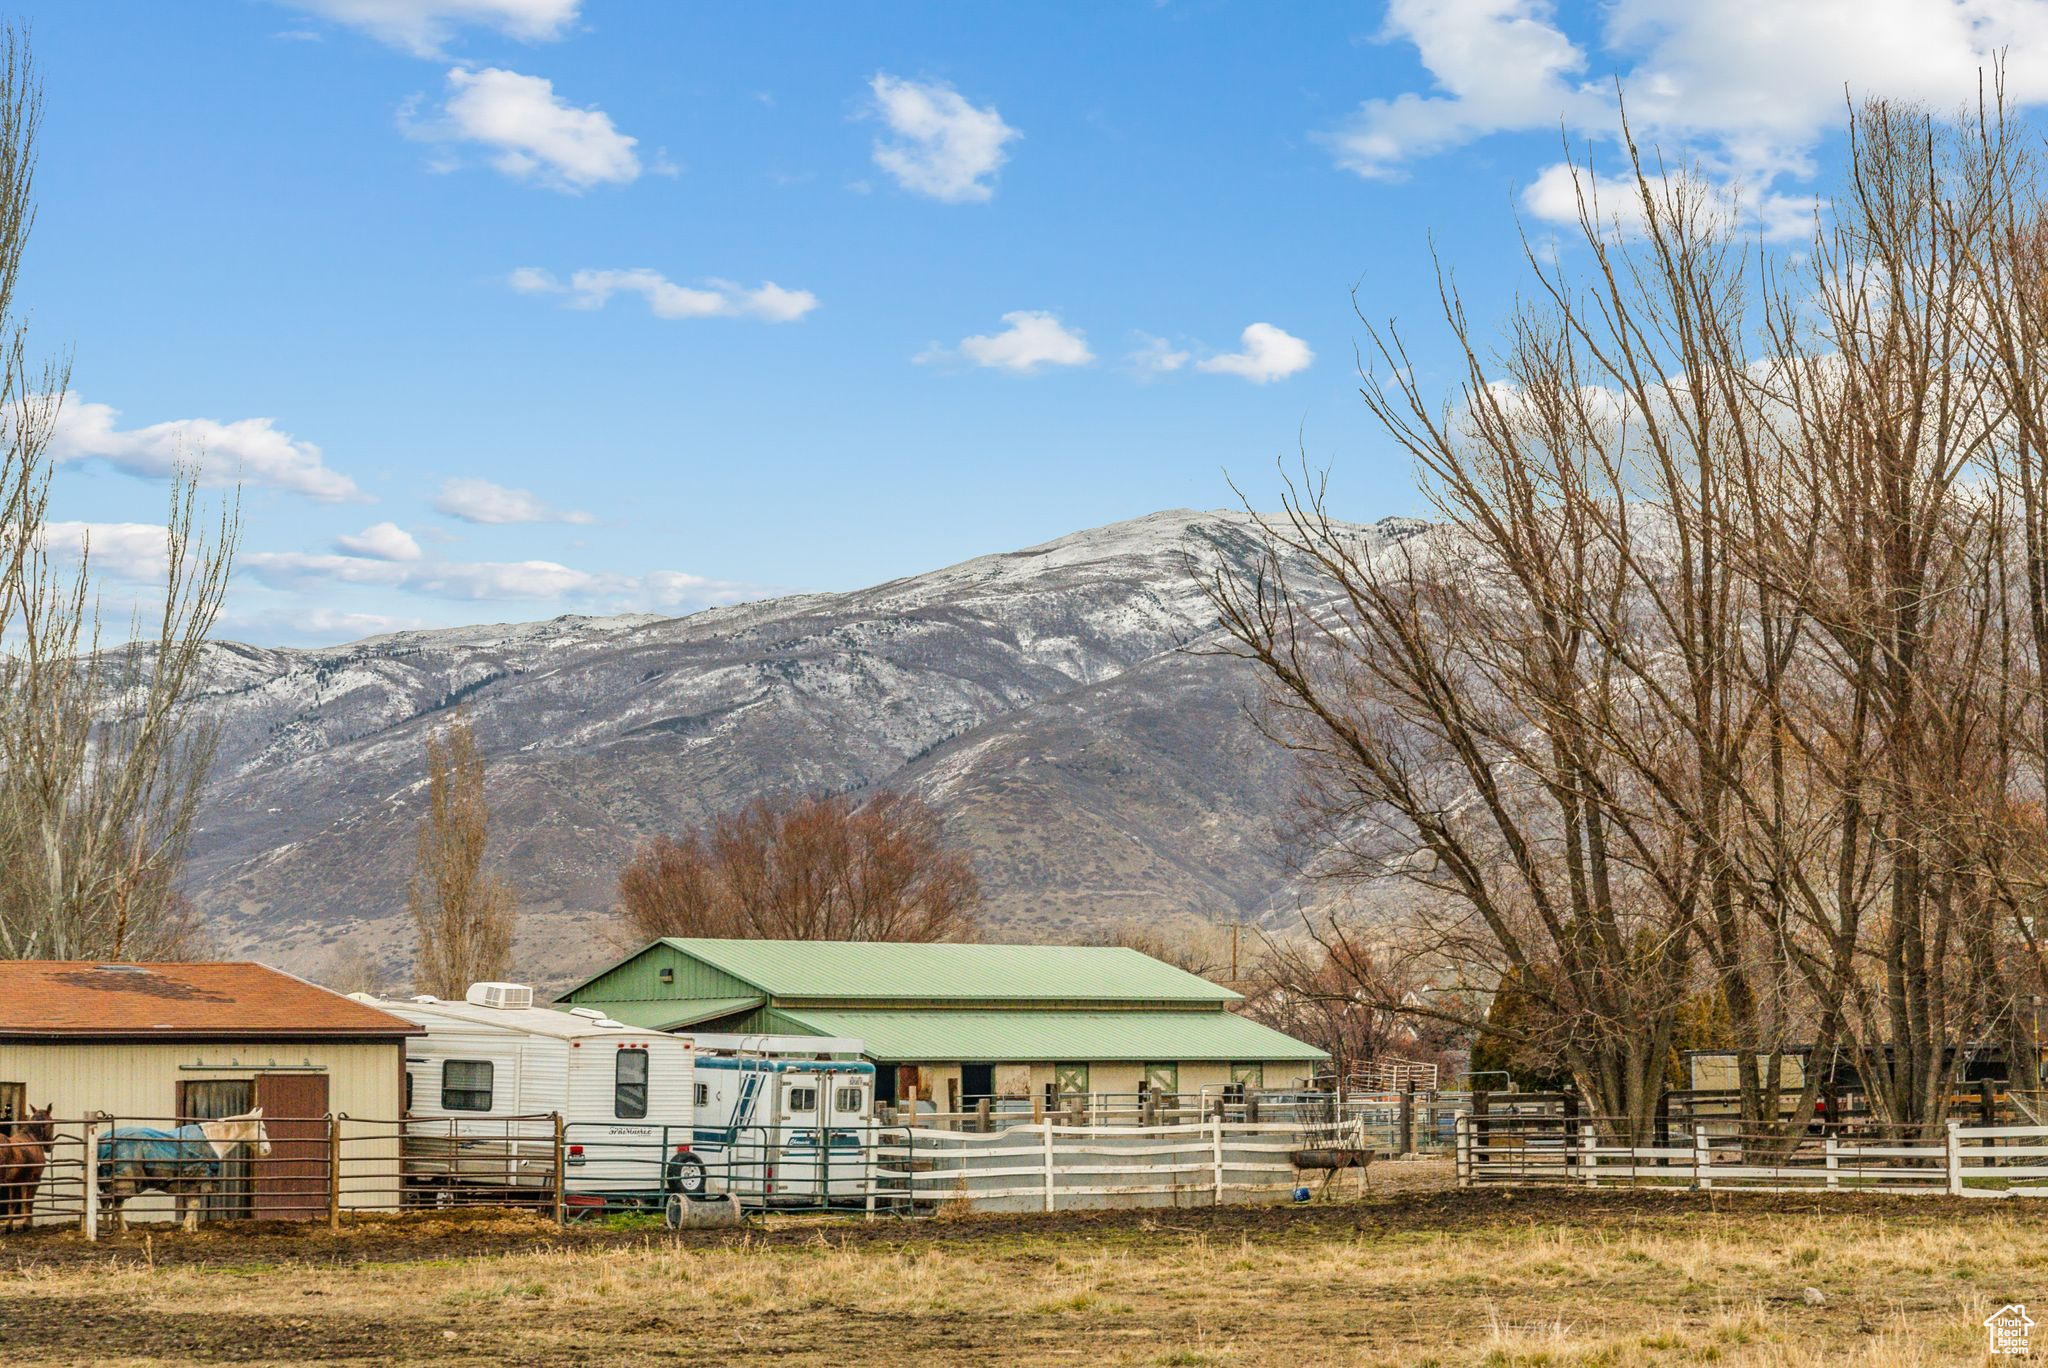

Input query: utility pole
[1229,920,1240,984]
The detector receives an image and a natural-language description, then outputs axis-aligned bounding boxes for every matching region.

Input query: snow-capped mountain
[185,509,1419,986]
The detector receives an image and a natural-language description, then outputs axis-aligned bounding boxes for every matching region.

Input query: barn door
[178,1079,255,1220]
[252,1073,329,1221]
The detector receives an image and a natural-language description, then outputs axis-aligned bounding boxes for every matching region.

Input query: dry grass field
[0,1163,2042,1366]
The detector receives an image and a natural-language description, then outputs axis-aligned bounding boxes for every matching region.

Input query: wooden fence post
[81,1118,98,1242]
[1579,1123,1596,1188]
[551,1114,566,1223]
[1693,1128,1711,1191]
[326,1114,343,1230]
[1041,1121,1056,1214]
[1824,1134,1839,1191]
[976,1098,991,1134]
[1398,1085,1414,1157]
[1946,1120,1964,1196]
[1211,1114,1224,1206]
[1454,1113,1469,1188]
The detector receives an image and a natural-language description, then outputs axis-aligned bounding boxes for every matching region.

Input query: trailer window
[442,1059,494,1112]
[787,1085,818,1113]
[694,1082,709,1107]
[834,1085,864,1113]
[615,1048,649,1120]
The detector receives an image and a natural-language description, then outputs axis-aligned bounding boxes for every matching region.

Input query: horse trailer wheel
[664,1154,707,1197]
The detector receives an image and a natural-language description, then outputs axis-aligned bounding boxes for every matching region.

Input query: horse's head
[23,1104,53,1145]
[246,1107,271,1157]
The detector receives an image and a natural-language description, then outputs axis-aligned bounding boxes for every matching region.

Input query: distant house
[556,938,1327,1112]
[0,960,420,1221]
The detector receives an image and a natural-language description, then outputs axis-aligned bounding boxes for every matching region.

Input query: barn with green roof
[556,939,1326,1113]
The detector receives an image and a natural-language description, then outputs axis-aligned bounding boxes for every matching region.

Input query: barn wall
[0,1039,406,1220]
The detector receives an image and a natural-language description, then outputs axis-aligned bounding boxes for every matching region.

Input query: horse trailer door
[252,1072,329,1221]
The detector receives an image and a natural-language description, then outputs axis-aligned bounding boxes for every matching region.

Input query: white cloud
[45,394,363,503]
[407,66,639,191]
[242,550,413,588]
[920,310,1094,374]
[222,606,429,644]
[511,266,818,322]
[1328,0,2048,190]
[867,74,1020,203]
[1195,324,1315,383]
[333,521,423,561]
[39,521,171,583]
[242,546,762,609]
[432,477,596,526]
[1520,160,1815,243]
[278,0,580,58]
[1128,334,1192,379]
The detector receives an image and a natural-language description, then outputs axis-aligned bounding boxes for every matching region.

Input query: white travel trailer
[354,983,704,1207]
[689,1033,876,1206]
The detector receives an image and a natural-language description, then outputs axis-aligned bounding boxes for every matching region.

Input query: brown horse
[0,1104,55,1229]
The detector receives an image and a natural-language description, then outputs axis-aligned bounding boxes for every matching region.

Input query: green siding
[558,942,758,1005]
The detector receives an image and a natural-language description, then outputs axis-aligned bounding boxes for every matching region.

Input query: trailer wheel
[664,1153,707,1197]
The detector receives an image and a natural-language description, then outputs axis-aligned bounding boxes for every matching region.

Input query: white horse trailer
[354,983,703,1208]
[690,1034,876,1207]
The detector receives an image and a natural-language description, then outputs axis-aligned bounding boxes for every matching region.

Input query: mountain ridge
[183,508,1421,988]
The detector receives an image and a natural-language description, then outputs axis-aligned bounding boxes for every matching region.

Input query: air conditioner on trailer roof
[465,982,534,1010]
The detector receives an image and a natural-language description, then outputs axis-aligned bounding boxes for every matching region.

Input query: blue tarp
[97,1125,221,1176]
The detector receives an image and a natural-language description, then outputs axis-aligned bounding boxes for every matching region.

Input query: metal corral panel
[589,939,1244,1005]
[765,1007,1328,1064]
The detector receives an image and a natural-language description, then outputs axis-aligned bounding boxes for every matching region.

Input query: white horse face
[247,1107,272,1157]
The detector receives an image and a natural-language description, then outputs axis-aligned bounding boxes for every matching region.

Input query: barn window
[442,1059,494,1111]
[615,1048,649,1120]
[1142,1063,1179,1096]
[787,1085,818,1114]
[0,1081,22,1122]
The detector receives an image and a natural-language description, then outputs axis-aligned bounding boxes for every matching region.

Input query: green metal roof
[564,996,763,1031]
[640,939,1241,1005]
[767,1007,1328,1064]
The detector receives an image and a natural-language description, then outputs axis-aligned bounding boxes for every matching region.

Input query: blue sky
[23,0,2048,645]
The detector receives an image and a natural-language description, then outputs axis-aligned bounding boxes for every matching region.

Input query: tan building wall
[0,1039,405,1220]
[898,1059,1320,1112]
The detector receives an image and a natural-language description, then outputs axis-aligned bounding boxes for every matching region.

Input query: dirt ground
[1,1159,2041,1365]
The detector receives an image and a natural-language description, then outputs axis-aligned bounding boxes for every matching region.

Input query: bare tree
[0,28,236,962]
[408,709,516,996]
[618,790,980,943]
[1212,87,2048,1141]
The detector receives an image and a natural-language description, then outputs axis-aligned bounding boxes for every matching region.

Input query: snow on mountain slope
[183,509,1418,987]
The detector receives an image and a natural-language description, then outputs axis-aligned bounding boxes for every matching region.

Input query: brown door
[252,1073,329,1221]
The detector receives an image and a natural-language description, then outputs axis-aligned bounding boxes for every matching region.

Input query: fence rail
[1455,1112,2048,1197]
[2,1110,1365,1236]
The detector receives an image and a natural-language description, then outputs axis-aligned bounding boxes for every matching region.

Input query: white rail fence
[1456,1114,2048,1197]
[877,1120,1312,1213]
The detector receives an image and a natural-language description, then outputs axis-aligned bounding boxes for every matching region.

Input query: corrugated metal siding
[650,939,1242,1003]
[0,1040,404,1219]
[560,942,758,1004]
